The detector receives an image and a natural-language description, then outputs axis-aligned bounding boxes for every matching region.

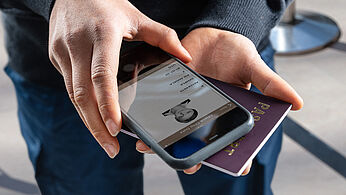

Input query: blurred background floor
[0,0,345,194]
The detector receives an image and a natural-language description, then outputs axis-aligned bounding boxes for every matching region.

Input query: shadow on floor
[283,117,346,179]
[0,168,39,195]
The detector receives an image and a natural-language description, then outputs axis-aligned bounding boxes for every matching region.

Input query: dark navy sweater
[0,0,290,89]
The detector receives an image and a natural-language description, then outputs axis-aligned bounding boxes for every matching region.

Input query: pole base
[270,11,341,55]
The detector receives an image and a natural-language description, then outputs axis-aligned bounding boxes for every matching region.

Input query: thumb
[251,57,304,110]
[135,18,192,63]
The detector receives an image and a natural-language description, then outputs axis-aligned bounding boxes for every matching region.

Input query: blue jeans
[5,44,281,195]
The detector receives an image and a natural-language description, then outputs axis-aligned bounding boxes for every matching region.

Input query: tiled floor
[1,0,346,194]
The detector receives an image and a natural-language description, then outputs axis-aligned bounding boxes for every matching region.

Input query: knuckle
[48,43,57,60]
[98,101,113,116]
[48,50,55,64]
[49,37,64,62]
[74,86,90,106]
[91,128,106,143]
[91,62,112,85]
[124,24,138,40]
[158,27,177,47]
[64,82,75,103]
[64,29,85,47]
[65,82,73,97]
[133,16,150,38]
[165,27,177,38]
[48,52,57,67]
[67,90,75,103]
[92,20,117,42]
[93,21,107,37]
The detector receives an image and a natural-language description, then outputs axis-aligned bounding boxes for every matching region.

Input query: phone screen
[118,44,248,158]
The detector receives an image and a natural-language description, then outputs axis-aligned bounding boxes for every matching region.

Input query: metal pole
[269,0,340,55]
[281,1,296,24]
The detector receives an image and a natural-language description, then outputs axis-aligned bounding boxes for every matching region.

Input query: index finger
[135,18,192,63]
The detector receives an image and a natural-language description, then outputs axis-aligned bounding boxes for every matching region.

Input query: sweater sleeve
[188,0,292,47]
[21,0,55,21]
[0,0,56,21]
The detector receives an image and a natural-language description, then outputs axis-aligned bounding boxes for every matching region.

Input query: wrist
[187,27,250,47]
[188,27,225,42]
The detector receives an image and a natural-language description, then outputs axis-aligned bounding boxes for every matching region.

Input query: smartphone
[118,43,254,170]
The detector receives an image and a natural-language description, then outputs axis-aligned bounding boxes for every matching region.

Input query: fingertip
[179,45,193,63]
[105,119,120,137]
[103,143,119,159]
[160,35,192,63]
[291,94,304,111]
[241,161,252,176]
[136,140,152,153]
[281,86,304,111]
[241,169,250,176]
[137,21,192,63]
[183,164,202,175]
[253,65,304,111]
[169,35,192,63]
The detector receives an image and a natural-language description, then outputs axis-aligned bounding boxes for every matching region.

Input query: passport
[202,77,291,176]
[121,76,291,176]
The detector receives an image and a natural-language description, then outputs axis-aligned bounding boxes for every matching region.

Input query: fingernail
[106,120,119,137]
[136,142,149,153]
[103,143,117,158]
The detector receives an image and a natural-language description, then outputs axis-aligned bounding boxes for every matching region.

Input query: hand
[184,27,303,175]
[137,27,303,175]
[48,0,192,158]
[181,27,303,111]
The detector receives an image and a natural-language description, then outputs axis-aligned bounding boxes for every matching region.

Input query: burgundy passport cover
[121,76,291,176]
[202,77,291,176]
